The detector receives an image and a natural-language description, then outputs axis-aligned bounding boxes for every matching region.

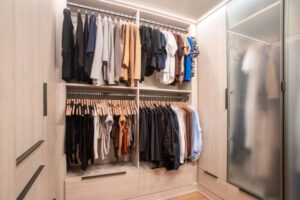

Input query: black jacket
[62,9,74,81]
[74,12,84,81]
[140,26,153,79]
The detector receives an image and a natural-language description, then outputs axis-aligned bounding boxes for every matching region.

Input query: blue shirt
[183,37,194,82]
[189,106,202,161]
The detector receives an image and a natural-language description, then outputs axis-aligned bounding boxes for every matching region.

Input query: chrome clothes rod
[66,91,189,101]
[66,2,188,33]
[139,18,188,33]
[67,2,136,20]
[140,94,189,102]
[67,91,136,98]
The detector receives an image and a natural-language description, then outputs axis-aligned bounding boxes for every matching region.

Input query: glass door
[227,0,282,199]
[285,0,300,199]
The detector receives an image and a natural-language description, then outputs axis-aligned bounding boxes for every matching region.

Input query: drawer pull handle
[17,165,45,200]
[81,171,126,180]
[204,171,218,179]
[43,82,47,116]
[16,140,45,166]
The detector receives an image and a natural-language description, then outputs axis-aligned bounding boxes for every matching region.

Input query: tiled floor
[169,192,208,200]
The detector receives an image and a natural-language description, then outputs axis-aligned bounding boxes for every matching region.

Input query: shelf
[228,1,280,44]
[139,87,191,94]
[66,83,137,91]
[66,83,191,94]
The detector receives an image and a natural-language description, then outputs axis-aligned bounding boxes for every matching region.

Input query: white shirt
[90,15,104,86]
[93,114,100,159]
[107,18,115,84]
[160,31,177,84]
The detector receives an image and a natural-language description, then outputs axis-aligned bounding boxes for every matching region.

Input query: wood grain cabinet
[139,163,198,195]
[65,166,139,200]
[197,7,228,181]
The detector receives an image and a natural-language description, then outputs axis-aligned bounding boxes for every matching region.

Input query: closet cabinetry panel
[65,167,139,200]
[197,7,227,180]
[0,0,15,199]
[14,0,45,158]
[139,163,197,195]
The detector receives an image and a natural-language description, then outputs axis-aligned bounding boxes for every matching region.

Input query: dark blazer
[62,9,74,81]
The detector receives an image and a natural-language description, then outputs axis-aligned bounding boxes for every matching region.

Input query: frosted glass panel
[285,0,300,199]
[227,0,281,199]
[227,0,278,28]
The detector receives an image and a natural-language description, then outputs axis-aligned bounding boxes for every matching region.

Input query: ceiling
[110,0,225,22]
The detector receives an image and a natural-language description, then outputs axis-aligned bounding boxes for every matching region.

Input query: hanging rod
[67,91,189,101]
[139,18,188,33]
[66,2,188,34]
[67,91,136,98]
[67,2,136,20]
[140,94,189,102]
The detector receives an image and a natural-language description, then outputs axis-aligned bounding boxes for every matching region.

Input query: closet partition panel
[227,0,282,199]
[285,0,300,199]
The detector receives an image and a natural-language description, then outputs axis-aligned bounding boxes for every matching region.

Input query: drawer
[139,162,197,195]
[198,169,257,200]
[65,165,139,200]
[15,143,45,196]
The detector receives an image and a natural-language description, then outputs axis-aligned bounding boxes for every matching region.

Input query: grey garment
[104,115,114,155]
[102,17,108,81]
[114,22,123,83]
[102,16,109,62]
[90,15,104,86]
[107,18,115,84]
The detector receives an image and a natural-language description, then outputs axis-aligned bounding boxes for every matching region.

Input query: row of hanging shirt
[139,25,199,85]
[61,9,199,87]
[62,8,141,87]
[65,98,137,171]
[139,101,202,170]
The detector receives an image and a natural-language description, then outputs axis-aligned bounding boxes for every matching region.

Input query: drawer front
[15,144,45,197]
[139,163,197,195]
[65,168,139,200]
[198,169,257,200]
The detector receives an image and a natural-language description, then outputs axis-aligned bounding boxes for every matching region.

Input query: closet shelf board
[66,83,137,91]
[139,87,192,94]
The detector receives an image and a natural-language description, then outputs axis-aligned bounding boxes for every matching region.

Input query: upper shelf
[66,83,137,93]
[228,1,280,45]
[139,87,191,94]
[66,83,191,95]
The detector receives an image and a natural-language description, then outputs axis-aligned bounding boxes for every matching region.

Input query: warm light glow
[100,0,195,24]
[197,0,231,23]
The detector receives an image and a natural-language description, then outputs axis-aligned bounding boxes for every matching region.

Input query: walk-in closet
[1,0,300,200]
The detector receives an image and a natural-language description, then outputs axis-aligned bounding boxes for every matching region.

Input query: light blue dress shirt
[188,106,202,161]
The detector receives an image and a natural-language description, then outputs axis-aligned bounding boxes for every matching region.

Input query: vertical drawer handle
[81,171,127,180]
[43,83,47,116]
